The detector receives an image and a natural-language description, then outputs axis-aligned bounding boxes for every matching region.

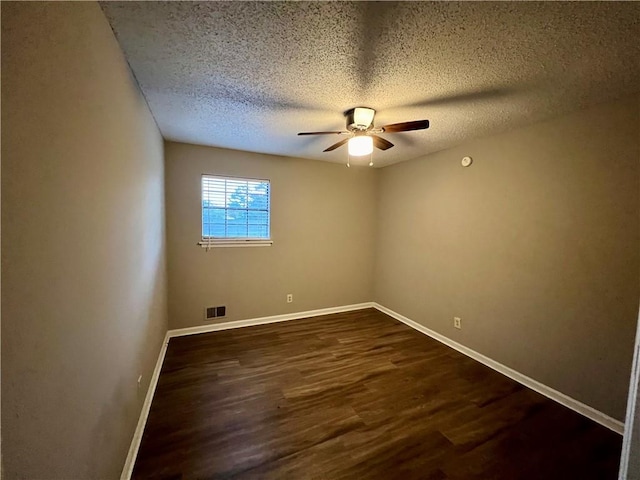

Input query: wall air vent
[205,305,226,321]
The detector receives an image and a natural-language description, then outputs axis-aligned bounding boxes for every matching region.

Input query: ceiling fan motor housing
[346,107,375,131]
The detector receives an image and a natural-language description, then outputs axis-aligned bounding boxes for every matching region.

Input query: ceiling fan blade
[381,120,430,133]
[323,138,350,152]
[372,135,394,151]
[298,131,348,136]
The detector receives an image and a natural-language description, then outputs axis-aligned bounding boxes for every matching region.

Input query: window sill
[198,240,273,248]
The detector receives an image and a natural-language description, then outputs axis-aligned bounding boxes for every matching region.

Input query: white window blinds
[201,175,270,241]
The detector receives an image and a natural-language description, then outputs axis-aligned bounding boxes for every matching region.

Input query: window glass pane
[211,224,226,237]
[227,224,247,237]
[210,208,226,223]
[248,225,268,238]
[226,181,247,208]
[227,210,247,224]
[250,193,269,210]
[248,210,268,224]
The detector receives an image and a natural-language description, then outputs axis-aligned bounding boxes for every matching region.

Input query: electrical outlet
[287,293,293,303]
[454,317,461,329]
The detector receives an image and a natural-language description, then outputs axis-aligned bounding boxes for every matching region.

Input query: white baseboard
[372,303,624,435]
[618,308,640,479]
[168,302,375,338]
[120,332,170,480]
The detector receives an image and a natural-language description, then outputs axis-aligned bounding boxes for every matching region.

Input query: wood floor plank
[132,308,622,479]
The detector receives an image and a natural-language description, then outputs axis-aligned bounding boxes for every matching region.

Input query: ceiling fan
[297,107,429,166]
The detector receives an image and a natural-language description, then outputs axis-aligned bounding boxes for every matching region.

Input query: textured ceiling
[100,1,640,167]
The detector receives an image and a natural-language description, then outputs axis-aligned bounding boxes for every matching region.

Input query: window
[200,175,271,247]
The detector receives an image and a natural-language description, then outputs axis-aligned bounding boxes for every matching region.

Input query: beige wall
[165,142,376,329]
[2,3,168,479]
[374,96,640,421]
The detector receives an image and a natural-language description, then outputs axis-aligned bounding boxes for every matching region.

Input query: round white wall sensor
[461,156,473,167]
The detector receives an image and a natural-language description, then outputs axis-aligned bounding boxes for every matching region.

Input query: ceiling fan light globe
[348,136,373,156]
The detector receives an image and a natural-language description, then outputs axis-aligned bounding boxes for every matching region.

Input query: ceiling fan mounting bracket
[345,107,376,132]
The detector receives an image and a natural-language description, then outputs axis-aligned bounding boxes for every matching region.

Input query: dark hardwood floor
[133,308,622,479]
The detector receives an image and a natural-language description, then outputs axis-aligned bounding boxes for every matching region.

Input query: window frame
[199,174,272,248]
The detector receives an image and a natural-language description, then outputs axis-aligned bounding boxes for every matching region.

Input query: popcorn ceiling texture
[101,1,640,167]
